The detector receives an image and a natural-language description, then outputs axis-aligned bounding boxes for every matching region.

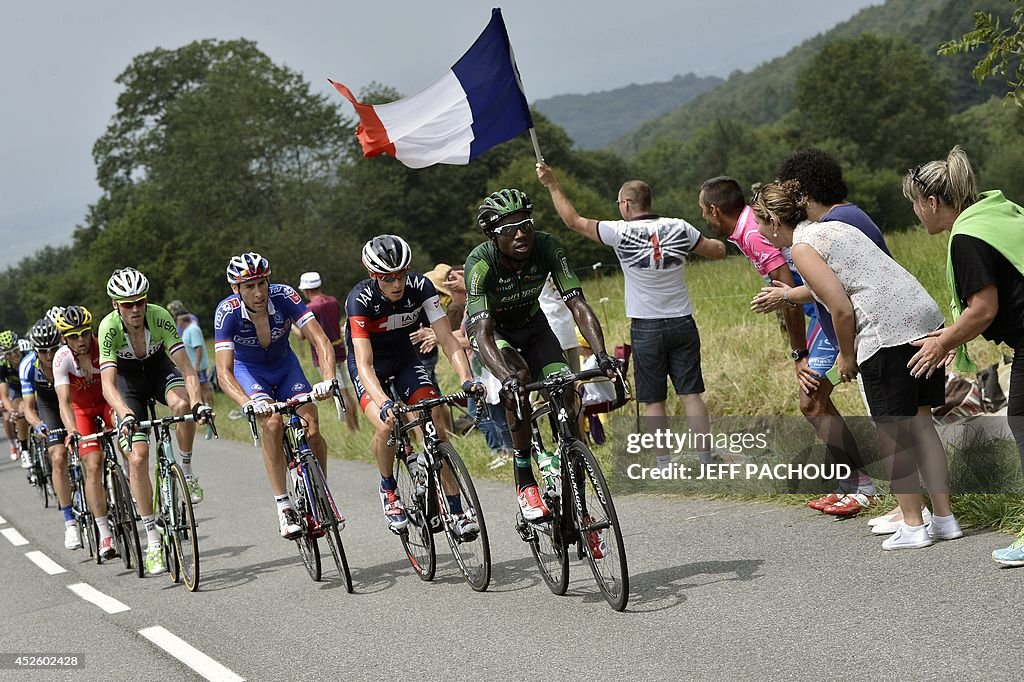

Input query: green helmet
[0,330,17,351]
[477,188,533,233]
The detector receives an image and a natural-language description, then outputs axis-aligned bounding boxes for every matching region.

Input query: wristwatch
[782,288,797,307]
[791,349,809,360]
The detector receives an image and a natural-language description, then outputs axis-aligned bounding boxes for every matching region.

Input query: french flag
[330,8,534,169]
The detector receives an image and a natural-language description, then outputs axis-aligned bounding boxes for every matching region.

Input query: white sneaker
[64,524,82,550]
[871,507,931,535]
[867,511,898,528]
[882,522,934,550]
[20,451,31,469]
[926,514,964,541]
[279,508,302,540]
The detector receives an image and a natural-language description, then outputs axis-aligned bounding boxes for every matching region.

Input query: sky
[0,0,882,267]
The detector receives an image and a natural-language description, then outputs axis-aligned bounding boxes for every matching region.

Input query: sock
[18,439,28,452]
[931,513,955,524]
[142,514,160,547]
[61,506,75,524]
[380,476,397,492]
[447,494,463,515]
[513,449,536,489]
[275,494,292,513]
[95,516,111,541]
[179,451,193,477]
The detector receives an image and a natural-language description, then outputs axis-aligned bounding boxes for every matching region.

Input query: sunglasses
[909,165,928,189]
[63,329,92,340]
[372,271,406,284]
[492,217,534,236]
[118,297,147,309]
[36,346,60,354]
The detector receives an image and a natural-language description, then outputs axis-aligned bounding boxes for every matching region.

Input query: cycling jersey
[344,273,446,361]
[0,360,22,400]
[98,304,185,373]
[53,338,110,455]
[464,231,582,338]
[214,284,314,368]
[19,352,58,403]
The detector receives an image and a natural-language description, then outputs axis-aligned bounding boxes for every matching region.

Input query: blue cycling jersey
[214,284,314,369]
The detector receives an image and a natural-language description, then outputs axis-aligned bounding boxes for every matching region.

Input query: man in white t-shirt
[537,162,725,461]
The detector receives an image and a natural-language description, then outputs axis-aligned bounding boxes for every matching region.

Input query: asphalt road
[1,432,1021,681]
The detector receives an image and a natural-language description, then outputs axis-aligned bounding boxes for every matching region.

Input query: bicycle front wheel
[307,459,352,593]
[395,452,436,581]
[569,441,629,611]
[436,444,490,592]
[287,464,321,582]
[169,464,200,592]
[33,442,50,508]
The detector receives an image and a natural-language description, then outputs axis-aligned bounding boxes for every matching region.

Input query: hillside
[611,0,1007,157]
[533,73,722,150]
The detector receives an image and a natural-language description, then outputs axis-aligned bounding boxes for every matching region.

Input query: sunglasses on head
[118,297,147,309]
[492,217,534,236]
[63,329,91,340]
[372,271,406,284]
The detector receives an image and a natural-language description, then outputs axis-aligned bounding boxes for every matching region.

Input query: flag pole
[529,129,543,163]
[505,14,542,163]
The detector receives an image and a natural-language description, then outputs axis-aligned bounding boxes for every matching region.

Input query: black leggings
[1009,346,1024,474]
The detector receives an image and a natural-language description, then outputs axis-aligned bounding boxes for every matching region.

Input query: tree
[940,0,1024,106]
[796,34,951,171]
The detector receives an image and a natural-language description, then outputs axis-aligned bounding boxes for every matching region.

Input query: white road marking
[25,550,66,574]
[67,582,131,614]
[1,527,29,546]
[139,626,245,682]
[0,513,6,524]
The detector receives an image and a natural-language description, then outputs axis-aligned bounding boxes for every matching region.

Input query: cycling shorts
[348,351,438,411]
[234,353,311,403]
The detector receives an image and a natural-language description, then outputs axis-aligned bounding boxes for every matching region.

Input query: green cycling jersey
[465,231,583,336]
[98,304,185,371]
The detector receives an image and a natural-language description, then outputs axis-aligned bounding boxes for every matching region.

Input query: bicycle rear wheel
[288,464,321,582]
[394,452,436,581]
[569,441,629,611]
[33,441,50,508]
[169,464,200,592]
[436,444,490,592]
[111,462,143,577]
[307,459,352,592]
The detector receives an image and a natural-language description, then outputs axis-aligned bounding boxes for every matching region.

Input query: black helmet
[28,319,62,350]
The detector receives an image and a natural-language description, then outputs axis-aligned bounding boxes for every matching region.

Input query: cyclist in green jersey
[466,188,617,521]
[98,267,213,576]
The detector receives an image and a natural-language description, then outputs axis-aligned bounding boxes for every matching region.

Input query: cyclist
[52,307,119,560]
[466,189,616,530]
[98,268,213,575]
[345,235,484,533]
[1,330,30,466]
[20,319,82,549]
[213,252,337,541]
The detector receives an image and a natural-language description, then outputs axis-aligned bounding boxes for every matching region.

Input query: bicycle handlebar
[385,390,484,448]
[245,381,342,446]
[135,412,219,439]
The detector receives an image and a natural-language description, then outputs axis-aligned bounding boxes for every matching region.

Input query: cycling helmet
[54,306,93,334]
[28,319,62,350]
[477,188,533,233]
[107,267,150,301]
[45,306,65,324]
[226,252,271,284]
[17,338,32,353]
[361,235,412,275]
[0,330,17,351]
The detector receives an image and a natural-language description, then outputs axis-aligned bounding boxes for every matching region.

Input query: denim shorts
[630,316,704,402]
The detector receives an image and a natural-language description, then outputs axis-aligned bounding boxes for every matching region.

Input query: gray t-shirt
[597,216,704,319]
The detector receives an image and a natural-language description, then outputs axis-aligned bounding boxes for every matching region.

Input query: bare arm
[768,265,807,355]
[536,162,602,243]
[299,319,336,381]
[101,367,134,420]
[691,234,726,260]
[473,317,514,381]
[55,384,78,434]
[909,285,998,377]
[352,337,391,409]
[22,394,41,428]
[214,348,251,408]
[169,346,204,407]
[566,296,607,356]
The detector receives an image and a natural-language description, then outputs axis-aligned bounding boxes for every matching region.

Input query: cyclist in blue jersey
[214,252,339,540]
[345,235,483,532]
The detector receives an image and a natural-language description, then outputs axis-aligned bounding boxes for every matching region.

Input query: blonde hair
[751,180,808,228]
[902,145,978,211]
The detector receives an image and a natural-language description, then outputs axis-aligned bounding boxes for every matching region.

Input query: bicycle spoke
[288,463,321,582]
[169,464,200,591]
[395,452,436,581]
[436,444,490,592]
[307,459,352,592]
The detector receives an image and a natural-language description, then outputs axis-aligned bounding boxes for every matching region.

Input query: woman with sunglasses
[20,318,82,550]
[96,268,213,576]
[903,146,1024,567]
[53,306,121,560]
[344,235,483,533]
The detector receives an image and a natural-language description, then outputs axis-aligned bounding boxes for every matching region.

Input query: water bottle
[537,449,561,497]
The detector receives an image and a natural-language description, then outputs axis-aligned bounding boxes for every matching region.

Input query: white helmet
[107,267,150,301]
[361,235,412,275]
[45,306,66,324]
[226,252,271,284]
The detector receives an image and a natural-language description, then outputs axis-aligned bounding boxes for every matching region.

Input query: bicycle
[137,402,217,592]
[389,390,491,592]
[245,383,352,591]
[76,424,143,575]
[512,367,630,611]
[27,427,58,508]
[66,431,97,561]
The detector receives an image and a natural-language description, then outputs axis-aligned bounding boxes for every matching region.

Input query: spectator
[295,272,360,432]
[753,180,962,551]
[172,306,214,409]
[902,146,1024,566]
[539,276,581,372]
[537,162,726,466]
